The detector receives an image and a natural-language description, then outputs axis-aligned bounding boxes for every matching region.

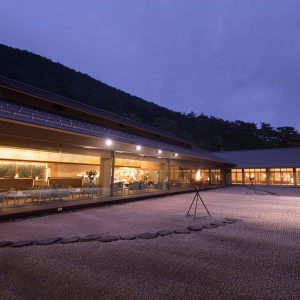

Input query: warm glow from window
[196,170,201,181]
[0,146,99,164]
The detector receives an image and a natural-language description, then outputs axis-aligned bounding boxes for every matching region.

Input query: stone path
[0,218,237,248]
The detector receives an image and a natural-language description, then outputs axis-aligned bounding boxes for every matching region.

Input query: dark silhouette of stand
[187,179,211,219]
[249,177,256,194]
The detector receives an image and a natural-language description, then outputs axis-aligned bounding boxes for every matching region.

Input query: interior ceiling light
[136,145,141,151]
[105,139,112,146]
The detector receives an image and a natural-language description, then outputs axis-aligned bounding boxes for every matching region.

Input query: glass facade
[169,161,194,189]
[269,168,294,185]
[230,167,297,186]
[2,143,300,212]
[230,169,243,184]
[113,154,167,194]
[200,169,210,183]
[210,169,222,185]
[0,143,227,209]
[244,169,267,185]
[297,169,300,185]
[0,145,104,206]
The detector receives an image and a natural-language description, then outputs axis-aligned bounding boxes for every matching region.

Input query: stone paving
[0,186,299,299]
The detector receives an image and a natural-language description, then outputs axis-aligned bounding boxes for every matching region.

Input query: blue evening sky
[1,0,300,130]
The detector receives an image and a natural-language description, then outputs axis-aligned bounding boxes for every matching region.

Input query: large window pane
[0,163,16,178]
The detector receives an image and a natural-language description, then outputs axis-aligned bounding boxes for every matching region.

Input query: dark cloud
[1,0,300,130]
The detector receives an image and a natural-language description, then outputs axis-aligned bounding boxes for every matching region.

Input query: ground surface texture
[0,186,299,299]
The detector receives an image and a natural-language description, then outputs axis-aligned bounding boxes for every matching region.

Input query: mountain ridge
[0,43,299,151]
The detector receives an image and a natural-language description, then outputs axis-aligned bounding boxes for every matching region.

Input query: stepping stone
[210,221,225,226]
[222,220,236,224]
[0,241,13,247]
[187,225,204,231]
[138,232,158,239]
[157,230,172,236]
[60,236,80,244]
[120,234,136,240]
[80,235,101,242]
[203,224,218,229]
[99,236,119,242]
[174,229,190,234]
[11,240,33,247]
[36,237,62,246]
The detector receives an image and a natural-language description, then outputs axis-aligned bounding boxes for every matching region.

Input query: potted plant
[86,170,97,184]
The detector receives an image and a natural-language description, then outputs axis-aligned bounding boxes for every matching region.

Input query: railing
[0,182,196,208]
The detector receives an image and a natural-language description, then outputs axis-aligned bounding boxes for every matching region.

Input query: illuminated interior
[244,169,267,185]
[230,169,243,184]
[269,168,294,185]
[0,146,101,190]
[297,168,300,185]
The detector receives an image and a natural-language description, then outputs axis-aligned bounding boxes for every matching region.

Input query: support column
[99,155,113,197]
[266,168,270,186]
[110,151,115,196]
[293,168,297,186]
[160,162,167,190]
[242,169,245,185]
[220,169,225,185]
[225,169,232,185]
[167,159,171,190]
[189,169,193,187]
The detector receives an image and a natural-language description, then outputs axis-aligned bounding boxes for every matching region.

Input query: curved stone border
[0,218,238,248]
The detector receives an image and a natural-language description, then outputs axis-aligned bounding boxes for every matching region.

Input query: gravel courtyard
[0,186,299,299]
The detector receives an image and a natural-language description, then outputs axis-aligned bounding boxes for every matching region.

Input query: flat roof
[214,147,300,168]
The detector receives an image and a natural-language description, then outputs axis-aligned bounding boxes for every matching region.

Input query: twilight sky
[1,1,300,131]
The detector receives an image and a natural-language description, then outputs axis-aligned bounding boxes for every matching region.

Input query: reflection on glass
[268,168,293,185]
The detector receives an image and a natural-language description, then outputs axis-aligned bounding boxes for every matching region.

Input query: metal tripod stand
[248,177,256,194]
[187,179,211,219]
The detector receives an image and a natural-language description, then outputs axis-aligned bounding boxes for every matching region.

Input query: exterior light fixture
[105,139,112,146]
[136,145,141,151]
[157,150,162,154]
[173,153,178,157]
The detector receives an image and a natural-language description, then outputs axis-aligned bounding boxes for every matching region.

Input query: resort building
[0,76,231,214]
[1,75,299,217]
[215,148,300,186]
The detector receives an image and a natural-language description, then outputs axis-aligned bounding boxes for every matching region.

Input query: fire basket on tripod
[187,170,211,219]
[249,176,256,194]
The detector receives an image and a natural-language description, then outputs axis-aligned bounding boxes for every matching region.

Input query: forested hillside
[1,43,299,151]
